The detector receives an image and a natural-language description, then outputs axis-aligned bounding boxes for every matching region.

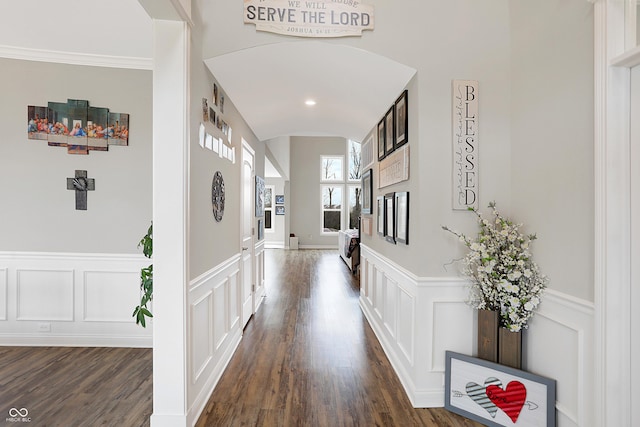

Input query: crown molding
[0,44,152,70]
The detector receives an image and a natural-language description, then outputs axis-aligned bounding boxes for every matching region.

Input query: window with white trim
[264,185,274,232]
[321,185,343,233]
[320,156,344,182]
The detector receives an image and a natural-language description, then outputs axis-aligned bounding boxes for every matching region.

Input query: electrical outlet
[37,322,51,332]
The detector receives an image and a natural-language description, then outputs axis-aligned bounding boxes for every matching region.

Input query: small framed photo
[445,351,556,427]
[275,205,285,215]
[361,168,373,215]
[394,90,408,148]
[384,106,395,156]
[395,191,409,244]
[202,98,209,122]
[255,176,265,217]
[384,192,395,244]
[213,83,219,106]
[377,196,384,235]
[377,119,386,161]
[275,194,285,205]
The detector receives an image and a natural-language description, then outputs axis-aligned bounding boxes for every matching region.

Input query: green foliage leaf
[133,221,153,328]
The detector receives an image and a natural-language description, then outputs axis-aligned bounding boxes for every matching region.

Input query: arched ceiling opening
[205,42,416,142]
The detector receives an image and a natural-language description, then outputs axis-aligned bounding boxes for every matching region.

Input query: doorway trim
[594,1,637,425]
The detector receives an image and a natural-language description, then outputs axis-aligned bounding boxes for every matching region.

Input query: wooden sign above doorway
[244,0,375,38]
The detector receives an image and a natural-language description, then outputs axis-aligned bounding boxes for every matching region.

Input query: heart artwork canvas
[445,351,556,427]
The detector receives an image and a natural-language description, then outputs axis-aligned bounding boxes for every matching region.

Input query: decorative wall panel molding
[0,268,7,321]
[359,244,595,421]
[83,271,143,322]
[16,269,75,321]
[187,254,243,425]
[0,251,151,347]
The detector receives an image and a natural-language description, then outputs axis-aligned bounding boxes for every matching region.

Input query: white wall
[0,57,153,346]
[509,0,594,301]
[0,58,152,253]
[290,136,347,248]
[265,178,287,248]
[188,30,265,279]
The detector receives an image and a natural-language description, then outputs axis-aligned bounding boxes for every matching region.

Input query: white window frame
[347,139,362,183]
[320,155,344,182]
[320,184,344,235]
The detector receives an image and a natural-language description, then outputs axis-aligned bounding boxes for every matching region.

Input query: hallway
[196,249,479,426]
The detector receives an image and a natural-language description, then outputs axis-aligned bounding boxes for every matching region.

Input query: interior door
[241,142,255,329]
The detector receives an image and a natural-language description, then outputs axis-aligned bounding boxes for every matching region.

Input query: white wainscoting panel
[397,285,415,365]
[0,268,7,320]
[187,254,243,427]
[254,241,266,313]
[213,279,228,350]
[191,290,213,382]
[526,289,594,427]
[431,301,472,372]
[383,275,397,339]
[17,269,75,321]
[83,271,141,322]
[0,252,152,347]
[359,244,595,425]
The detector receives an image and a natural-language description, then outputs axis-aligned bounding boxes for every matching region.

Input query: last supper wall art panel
[27,99,129,155]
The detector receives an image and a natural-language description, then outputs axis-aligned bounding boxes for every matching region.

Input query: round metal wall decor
[211,171,225,222]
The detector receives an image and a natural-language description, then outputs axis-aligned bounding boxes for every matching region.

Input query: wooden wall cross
[66,170,95,210]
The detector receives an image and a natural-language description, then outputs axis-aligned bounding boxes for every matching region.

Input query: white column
[594,1,632,426]
[150,19,190,427]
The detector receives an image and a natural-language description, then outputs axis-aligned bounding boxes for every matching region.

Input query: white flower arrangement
[443,202,548,332]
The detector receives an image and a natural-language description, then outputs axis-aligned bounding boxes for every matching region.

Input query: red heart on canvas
[486,381,527,423]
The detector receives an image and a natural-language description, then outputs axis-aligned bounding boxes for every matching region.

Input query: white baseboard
[298,245,338,250]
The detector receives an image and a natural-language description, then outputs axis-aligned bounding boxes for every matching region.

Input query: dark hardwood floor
[196,249,481,426]
[0,249,480,426]
[0,346,152,426]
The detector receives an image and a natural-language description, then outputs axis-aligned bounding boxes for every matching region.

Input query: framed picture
[377,119,386,161]
[395,191,409,244]
[257,219,264,240]
[275,194,285,205]
[384,192,395,244]
[377,196,384,235]
[362,133,375,169]
[255,176,265,217]
[213,83,219,106]
[361,168,373,215]
[275,205,285,215]
[384,106,395,156]
[202,98,209,122]
[264,187,273,209]
[445,351,556,427]
[394,90,408,148]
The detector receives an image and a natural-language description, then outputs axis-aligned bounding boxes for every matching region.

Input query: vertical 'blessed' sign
[244,0,375,38]
[452,80,479,210]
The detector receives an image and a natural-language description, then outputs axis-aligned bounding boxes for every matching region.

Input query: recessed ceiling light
[305,99,316,106]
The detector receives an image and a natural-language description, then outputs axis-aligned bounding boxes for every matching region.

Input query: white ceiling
[204,42,415,142]
[0,1,415,142]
